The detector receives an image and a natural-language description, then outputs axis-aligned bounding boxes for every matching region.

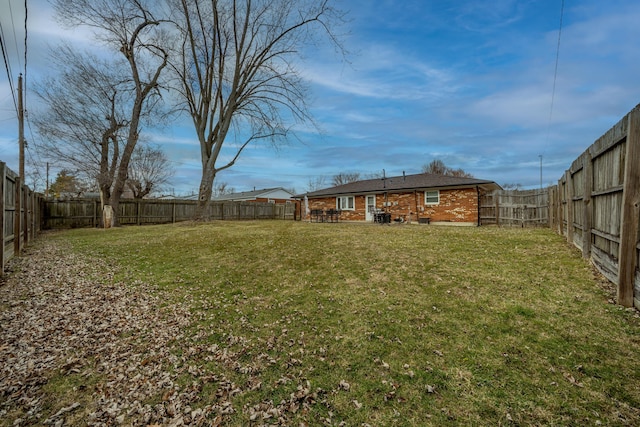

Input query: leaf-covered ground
[0,239,206,426]
[1,222,639,426]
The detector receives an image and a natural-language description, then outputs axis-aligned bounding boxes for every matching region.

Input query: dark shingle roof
[213,187,294,201]
[301,173,501,198]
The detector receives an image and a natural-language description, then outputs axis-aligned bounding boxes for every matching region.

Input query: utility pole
[14,74,25,255]
[539,155,543,191]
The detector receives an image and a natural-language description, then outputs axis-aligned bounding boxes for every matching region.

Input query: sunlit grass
[47,221,640,425]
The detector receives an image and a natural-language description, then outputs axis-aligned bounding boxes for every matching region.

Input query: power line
[0,20,17,114]
[543,0,564,156]
[7,0,23,73]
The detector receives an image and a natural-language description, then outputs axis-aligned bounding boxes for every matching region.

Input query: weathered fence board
[480,189,549,227]
[550,103,640,308]
[479,104,640,309]
[0,162,43,275]
[42,199,296,229]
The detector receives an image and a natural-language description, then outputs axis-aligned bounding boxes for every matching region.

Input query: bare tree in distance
[126,144,174,199]
[332,172,360,186]
[502,183,524,190]
[306,175,327,192]
[422,159,447,175]
[166,0,346,220]
[53,0,168,226]
[421,159,474,178]
[213,181,236,198]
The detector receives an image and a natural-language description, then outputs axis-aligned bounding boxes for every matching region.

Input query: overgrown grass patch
[40,221,640,425]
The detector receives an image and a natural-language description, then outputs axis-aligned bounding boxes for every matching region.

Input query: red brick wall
[419,188,479,223]
[307,196,367,221]
[307,188,481,223]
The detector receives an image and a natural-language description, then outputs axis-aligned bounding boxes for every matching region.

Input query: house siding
[307,188,480,224]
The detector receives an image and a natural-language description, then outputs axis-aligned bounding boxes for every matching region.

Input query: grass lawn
[24,221,640,425]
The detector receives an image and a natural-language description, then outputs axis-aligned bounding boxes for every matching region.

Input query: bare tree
[332,172,360,186]
[34,45,129,209]
[166,0,344,220]
[213,181,236,198]
[306,175,327,192]
[421,159,474,178]
[422,159,448,175]
[502,183,523,190]
[126,144,174,198]
[53,0,168,226]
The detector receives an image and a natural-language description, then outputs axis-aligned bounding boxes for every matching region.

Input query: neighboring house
[300,172,502,225]
[213,187,296,204]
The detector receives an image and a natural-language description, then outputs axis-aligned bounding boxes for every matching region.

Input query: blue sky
[2,0,640,195]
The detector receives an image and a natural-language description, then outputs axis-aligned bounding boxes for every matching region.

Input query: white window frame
[337,196,355,211]
[424,190,440,205]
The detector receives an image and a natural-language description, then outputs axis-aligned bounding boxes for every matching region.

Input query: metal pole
[539,155,543,191]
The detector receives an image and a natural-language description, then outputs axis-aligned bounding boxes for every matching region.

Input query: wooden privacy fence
[43,199,296,228]
[0,162,43,275]
[480,189,549,227]
[549,103,640,309]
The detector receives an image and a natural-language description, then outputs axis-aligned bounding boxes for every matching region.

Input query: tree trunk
[108,194,122,227]
[103,204,114,229]
[98,186,110,228]
[194,164,216,221]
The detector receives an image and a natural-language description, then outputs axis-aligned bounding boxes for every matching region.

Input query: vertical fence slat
[565,171,575,245]
[582,151,593,259]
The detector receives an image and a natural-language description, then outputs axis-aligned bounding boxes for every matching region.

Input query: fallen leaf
[338,380,350,391]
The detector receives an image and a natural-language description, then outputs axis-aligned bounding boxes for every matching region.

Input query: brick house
[300,172,501,225]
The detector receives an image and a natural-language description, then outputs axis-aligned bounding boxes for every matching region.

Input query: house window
[337,196,355,211]
[425,190,439,205]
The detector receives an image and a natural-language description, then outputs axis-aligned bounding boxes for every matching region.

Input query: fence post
[14,175,21,256]
[582,152,593,260]
[617,107,640,307]
[23,185,28,245]
[557,180,563,235]
[565,171,574,245]
[548,186,556,231]
[494,192,500,227]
